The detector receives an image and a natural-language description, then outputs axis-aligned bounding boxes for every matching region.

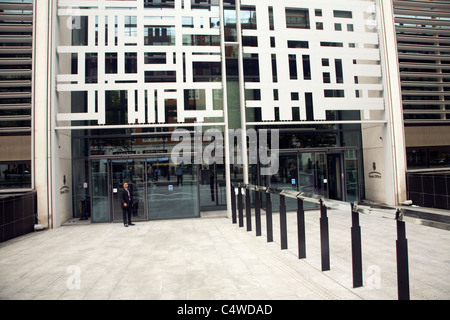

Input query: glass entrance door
[147,157,200,220]
[267,150,351,207]
[199,163,227,211]
[91,159,110,223]
[327,153,345,201]
[111,159,147,222]
[298,152,327,198]
[90,156,200,223]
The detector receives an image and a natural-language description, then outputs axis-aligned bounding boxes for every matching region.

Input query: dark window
[289,54,298,80]
[305,93,314,121]
[335,59,344,83]
[321,42,344,47]
[324,90,345,98]
[144,0,175,9]
[85,53,98,83]
[292,107,300,121]
[288,40,309,49]
[243,36,258,47]
[302,55,311,80]
[125,53,137,74]
[244,54,260,82]
[241,5,257,30]
[286,8,310,29]
[333,10,353,19]
[105,53,117,74]
[268,6,274,30]
[145,71,177,83]
[271,54,277,82]
[192,62,222,82]
[145,52,166,64]
[145,26,175,45]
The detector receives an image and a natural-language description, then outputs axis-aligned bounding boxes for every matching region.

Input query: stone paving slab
[0,209,449,300]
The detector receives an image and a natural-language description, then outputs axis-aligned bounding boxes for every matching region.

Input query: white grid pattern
[56,0,223,125]
[55,0,384,126]
[241,0,383,121]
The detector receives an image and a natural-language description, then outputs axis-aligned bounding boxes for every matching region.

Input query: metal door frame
[274,147,355,201]
[109,158,149,222]
[89,153,201,222]
[326,151,346,201]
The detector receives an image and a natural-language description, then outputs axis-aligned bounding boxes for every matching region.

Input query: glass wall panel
[199,163,227,211]
[91,159,110,222]
[269,152,298,211]
[147,158,199,219]
[345,150,359,203]
[111,160,147,222]
[0,162,31,189]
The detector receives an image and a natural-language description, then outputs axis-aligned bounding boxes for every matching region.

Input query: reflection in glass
[147,159,199,219]
[111,160,147,222]
[91,159,110,222]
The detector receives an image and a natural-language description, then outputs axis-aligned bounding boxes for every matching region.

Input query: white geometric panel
[241,0,384,121]
[56,0,224,125]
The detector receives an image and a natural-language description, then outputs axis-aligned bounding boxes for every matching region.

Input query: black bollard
[350,203,363,288]
[238,186,244,228]
[396,210,410,300]
[255,190,262,237]
[279,194,288,250]
[245,187,252,232]
[266,192,273,243]
[297,198,306,259]
[231,185,237,224]
[319,199,330,271]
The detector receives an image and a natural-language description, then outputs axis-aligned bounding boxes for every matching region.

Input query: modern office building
[6,0,446,233]
[0,0,33,189]
[393,0,450,210]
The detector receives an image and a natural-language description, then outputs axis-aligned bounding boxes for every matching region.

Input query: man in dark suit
[121,182,135,227]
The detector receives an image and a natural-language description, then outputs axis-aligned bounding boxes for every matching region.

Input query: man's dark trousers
[123,206,132,225]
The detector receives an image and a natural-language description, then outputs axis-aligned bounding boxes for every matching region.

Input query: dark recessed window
[333,10,353,19]
[286,8,310,29]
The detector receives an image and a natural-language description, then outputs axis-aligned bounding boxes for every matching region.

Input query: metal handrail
[231,182,411,299]
[233,182,403,221]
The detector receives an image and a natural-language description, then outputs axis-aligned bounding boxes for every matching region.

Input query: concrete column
[377,0,407,205]
[34,0,53,228]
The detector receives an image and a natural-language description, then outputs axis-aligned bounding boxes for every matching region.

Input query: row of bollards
[231,183,410,300]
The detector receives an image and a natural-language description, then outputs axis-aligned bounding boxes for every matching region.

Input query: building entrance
[269,148,360,209]
[90,155,200,223]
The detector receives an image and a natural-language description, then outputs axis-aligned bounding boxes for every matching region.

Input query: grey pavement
[0,208,449,300]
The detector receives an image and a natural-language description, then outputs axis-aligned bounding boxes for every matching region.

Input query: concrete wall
[361,0,407,206]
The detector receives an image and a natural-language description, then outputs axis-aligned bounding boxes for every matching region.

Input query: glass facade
[54,0,388,221]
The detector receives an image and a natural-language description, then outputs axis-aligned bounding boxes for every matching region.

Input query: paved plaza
[0,208,449,300]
